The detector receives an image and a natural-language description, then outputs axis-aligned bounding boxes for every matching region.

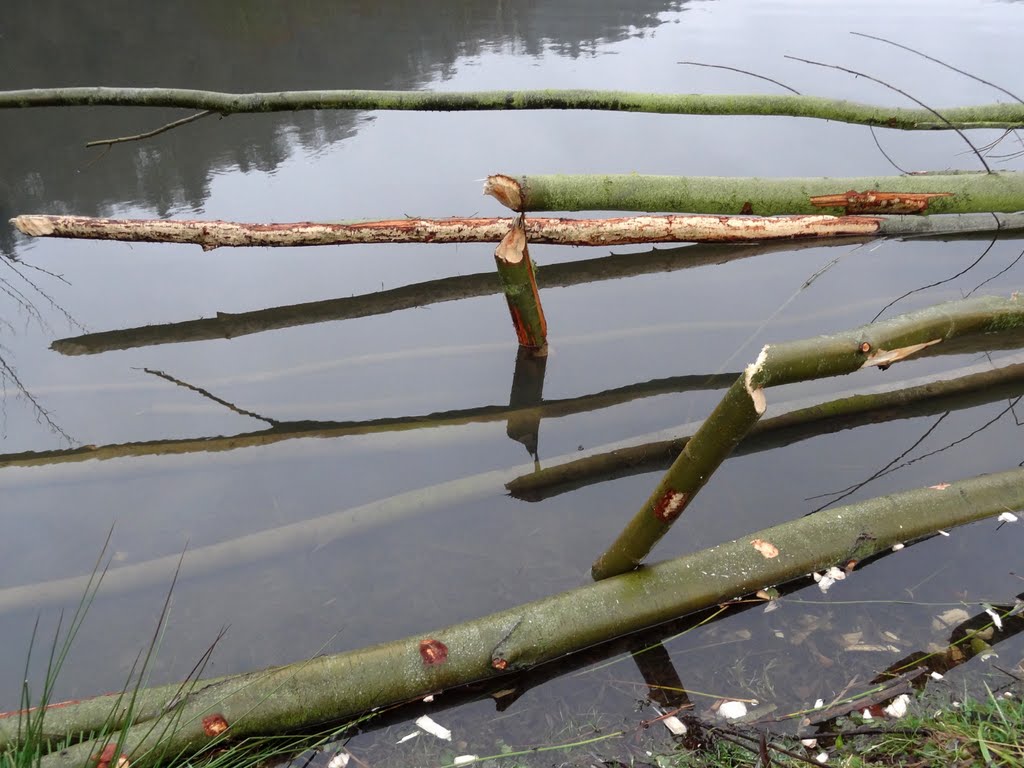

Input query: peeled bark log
[15,467,1024,768]
[591,293,1024,580]
[3,87,1023,130]
[12,210,1024,250]
[484,172,1024,216]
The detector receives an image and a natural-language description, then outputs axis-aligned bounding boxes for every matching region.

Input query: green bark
[21,467,1024,768]
[592,294,1024,580]
[496,172,1024,215]
[494,215,547,352]
[3,88,1024,129]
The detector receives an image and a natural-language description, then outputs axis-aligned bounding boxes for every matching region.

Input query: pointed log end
[11,215,55,237]
[484,175,524,212]
[494,214,527,265]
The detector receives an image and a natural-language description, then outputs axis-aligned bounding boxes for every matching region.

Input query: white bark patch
[415,715,452,741]
[12,215,56,237]
[861,338,941,368]
[743,345,770,415]
[750,538,779,558]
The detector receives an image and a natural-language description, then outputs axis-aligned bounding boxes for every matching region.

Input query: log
[493,215,547,353]
[17,466,1024,768]
[591,293,1024,579]
[12,210,1024,250]
[3,87,1023,130]
[484,172,1024,216]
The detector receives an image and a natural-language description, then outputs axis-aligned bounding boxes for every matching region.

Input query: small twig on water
[86,110,216,148]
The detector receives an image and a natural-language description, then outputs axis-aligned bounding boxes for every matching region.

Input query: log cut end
[484,174,524,212]
[11,215,55,237]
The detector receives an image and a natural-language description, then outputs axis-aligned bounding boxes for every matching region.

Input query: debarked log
[14,467,1024,768]
[12,210,1024,250]
[592,293,1024,580]
[3,87,1024,130]
[484,172,1024,216]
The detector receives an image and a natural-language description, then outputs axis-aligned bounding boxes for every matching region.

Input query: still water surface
[2,0,1023,760]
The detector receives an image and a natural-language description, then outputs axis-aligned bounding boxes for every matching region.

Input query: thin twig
[871,224,1001,321]
[868,126,911,174]
[677,62,801,95]
[850,32,1024,106]
[785,55,992,173]
[86,110,215,148]
[966,244,1024,297]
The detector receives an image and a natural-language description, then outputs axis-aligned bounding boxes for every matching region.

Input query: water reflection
[1,0,686,256]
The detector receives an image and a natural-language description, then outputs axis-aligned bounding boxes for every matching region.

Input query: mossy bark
[4,87,1024,130]
[17,467,1024,768]
[592,294,1024,579]
[486,172,1024,216]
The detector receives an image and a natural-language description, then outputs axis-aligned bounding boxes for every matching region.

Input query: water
[2,0,1023,761]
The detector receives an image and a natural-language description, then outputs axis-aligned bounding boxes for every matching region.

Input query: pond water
[2,0,1023,763]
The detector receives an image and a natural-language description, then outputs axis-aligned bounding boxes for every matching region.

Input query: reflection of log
[593,294,1024,580]
[27,466,1024,768]
[51,237,859,355]
[14,210,1024,250]
[5,87,1024,130]
[485,173,1024,216]
[508,355,1024,500]
[0,371,738,472]
[506,347,548,458]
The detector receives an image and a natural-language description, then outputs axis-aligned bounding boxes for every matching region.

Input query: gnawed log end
[11,215,55,237]
[484,174,524,212]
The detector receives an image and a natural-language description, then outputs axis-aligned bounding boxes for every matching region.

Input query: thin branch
[850,32,1024,106]
[784,55,992,173]
[871,224,1000,321]
[0,351,73,443]
[868,126,911,174]
[677,62,801,95]
[966,244,1024,297]
[85,110,215,148]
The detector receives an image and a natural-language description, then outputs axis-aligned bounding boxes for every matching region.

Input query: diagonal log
[591,293,1024,579]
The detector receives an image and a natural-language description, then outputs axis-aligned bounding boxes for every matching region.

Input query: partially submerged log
[3,87,1024,130]
[12,210,1024,250]
[493,214,547,354]
[484,172,1024,216]
[592,293,1024,579]
[13,466,1024,768]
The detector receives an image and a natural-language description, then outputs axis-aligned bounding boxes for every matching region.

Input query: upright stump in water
[494,213,548,355]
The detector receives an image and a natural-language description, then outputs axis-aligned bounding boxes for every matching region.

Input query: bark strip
[3,87,1024,130]
[14,211,1024,250]
[591,294,1024,580]
[21,466,1024,768]
[484,172,1024,216]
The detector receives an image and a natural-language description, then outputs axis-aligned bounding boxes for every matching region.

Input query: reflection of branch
[967,244,1024,297]
[51,237,858,355]
[140,368,279,426]
[508,357,1024,501]
[0,370,737,471]
[0,351,73,444]
[807,412,951,512]
[85,110,215,147]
